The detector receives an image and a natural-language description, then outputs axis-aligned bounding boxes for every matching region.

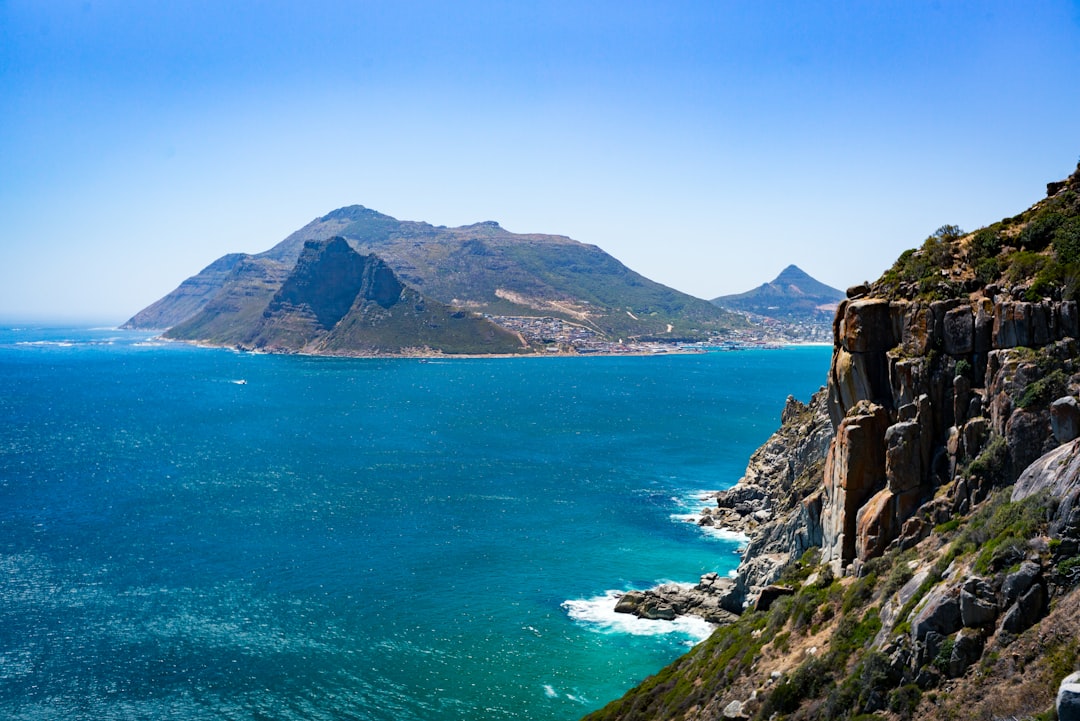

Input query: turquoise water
[0,327,830,720]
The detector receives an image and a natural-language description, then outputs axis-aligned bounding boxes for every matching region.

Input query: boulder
[1032,302,1052,346]
[855,488,896,561]
[961,417,990,461]
[1012,439,1080,503]
[846,283,870,300]
[942,305,974,355]
[920,630,946,669]
[973,298,995,353]
[1006,409,1053,481]
[1052,396,1080,444]
[1002,561,1042,607]
[912,584,962,642]
[959,577,998,627]
[953,374,972,426]
[841,299,895,353]
[1061,301,1080,339]
[886,422,923,494]
[1001,581,1047,634]
[1059,671,1080,721]
[614,591,645,615]
[722,699,749,720]
[754,585,795,612]
[948,628,986,678]
[994,301,1032,348]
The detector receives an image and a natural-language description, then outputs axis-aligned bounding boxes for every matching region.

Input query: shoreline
[147,335,808,360]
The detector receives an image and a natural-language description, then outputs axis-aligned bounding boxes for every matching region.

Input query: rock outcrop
[708,390,833,610]
[581,163,1080,721]
[614,573,740,624]
[819,292,1080,573]
[166,237,527,356]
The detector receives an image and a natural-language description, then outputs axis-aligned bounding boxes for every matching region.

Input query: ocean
[0,327,831,721]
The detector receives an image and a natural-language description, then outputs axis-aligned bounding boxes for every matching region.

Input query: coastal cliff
[585,163,1080,720]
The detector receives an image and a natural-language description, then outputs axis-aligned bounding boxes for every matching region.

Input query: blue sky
[2,1,1079,323]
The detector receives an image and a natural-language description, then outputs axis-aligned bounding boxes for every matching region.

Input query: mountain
[710,264,845,324]
[164,237,526,356]
[126,206,748,342]
[582,162,1080,721]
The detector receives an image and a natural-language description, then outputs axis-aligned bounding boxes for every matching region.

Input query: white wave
[561,590,715,642]
[15,340,74,347]
[543,684,558,698]
[670,510,750,547]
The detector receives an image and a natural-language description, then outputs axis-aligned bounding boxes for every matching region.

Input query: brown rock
[973,298,995,353]
[901,302,932,356]
[821,403,890,567]
[846,283,870,299]
[942,305,974,356]
[754,585,795,612]
[841,299,896,353]
[886,421,923,493]
[993,301,1032,348]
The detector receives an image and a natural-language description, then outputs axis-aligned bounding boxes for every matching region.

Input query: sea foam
[561,590,715,643]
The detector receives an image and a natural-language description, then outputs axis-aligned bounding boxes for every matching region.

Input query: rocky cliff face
[584,164,1080,721]
[166,237,527,356]
[820,293,1079,573]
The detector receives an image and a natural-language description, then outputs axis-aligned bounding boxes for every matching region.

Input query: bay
[0,327,830,720]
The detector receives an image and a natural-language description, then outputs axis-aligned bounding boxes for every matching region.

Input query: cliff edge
[584,161,1080,721]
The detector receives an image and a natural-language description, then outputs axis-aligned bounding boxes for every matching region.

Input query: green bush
[889,684,923,720]
[760,656,831,717]
[933,636,956,674]
[1054,216,1080,264]
[1005,250,1048,285]
[966,435,1007,484]
[975,256,1003,285]
[1017,369,1068,410]
[1020,211,1064,251]
[970,227,1003,261]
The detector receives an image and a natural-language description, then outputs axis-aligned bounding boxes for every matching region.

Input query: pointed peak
[773,265,812,282]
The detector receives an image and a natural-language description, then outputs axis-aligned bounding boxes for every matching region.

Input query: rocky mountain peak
[270,237,392,330]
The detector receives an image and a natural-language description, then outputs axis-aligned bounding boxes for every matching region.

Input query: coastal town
[487,313,823,354]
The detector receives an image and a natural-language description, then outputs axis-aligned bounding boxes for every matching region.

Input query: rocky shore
[613,572,740,625]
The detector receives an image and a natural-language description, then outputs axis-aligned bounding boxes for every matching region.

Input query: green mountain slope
[126,205,747,341]
[711,264,844,324]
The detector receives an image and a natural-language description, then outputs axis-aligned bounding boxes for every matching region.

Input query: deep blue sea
[0,327,830,721]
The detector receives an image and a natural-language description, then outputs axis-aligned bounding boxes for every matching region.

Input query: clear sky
[2,1,1079,323]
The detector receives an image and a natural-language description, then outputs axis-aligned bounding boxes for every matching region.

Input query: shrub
[1017,369,1068,410]
[933,636,956,674]
[970,227,1003,261]
[1054,216,1080,264]
[1005,250,1048,285]
[760,657,831,717]
[966,435,1007,485]
[975,256,1003,285]
[1020,211,1064,251]
[889,684,923,720]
